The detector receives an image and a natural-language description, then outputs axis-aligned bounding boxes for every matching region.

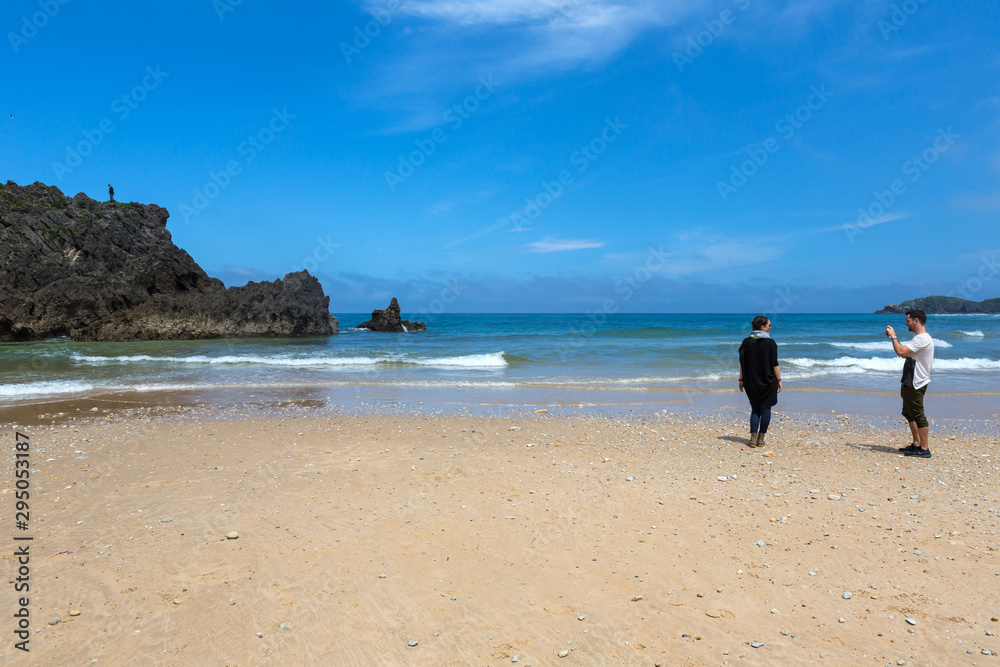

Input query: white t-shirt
[905,332,934,389]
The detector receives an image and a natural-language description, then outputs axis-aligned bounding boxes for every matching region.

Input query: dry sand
[3,404,1000,665]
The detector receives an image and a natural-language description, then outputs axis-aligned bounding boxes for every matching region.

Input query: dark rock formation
[0,180,338,341]
[875,295,1000,315]
[356,297,426,332]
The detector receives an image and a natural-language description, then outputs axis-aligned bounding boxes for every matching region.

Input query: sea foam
[70,351,509,370]
[785,356,1000,373]
[0,380,96,397]
[830,340,952,350]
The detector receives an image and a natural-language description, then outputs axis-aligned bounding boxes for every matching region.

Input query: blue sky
[2,0,998,314]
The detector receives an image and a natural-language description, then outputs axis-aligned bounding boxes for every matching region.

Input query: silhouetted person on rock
[108,184,115,202]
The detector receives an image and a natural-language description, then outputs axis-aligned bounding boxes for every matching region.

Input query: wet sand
[3,402,999,665]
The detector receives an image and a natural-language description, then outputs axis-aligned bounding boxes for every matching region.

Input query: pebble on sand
[49,617,61,625]
[631,595,643,602]
[755,540,766,547]
[828,494,842,501]
[408,640,418,647]
[558,649,570,657]
[68,610,81,616]
[843,592,852,599]
[226,531,239,539]
[905,617,916,625]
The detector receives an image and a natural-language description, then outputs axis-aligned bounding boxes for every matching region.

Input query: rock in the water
[356,297,425,332]
[0,180,338,341]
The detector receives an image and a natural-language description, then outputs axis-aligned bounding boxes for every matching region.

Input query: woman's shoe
[748,433,759,447]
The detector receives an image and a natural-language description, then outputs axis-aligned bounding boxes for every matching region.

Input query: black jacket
[739,336,779,409]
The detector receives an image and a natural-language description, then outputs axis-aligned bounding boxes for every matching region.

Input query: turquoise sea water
[1,313,998,406]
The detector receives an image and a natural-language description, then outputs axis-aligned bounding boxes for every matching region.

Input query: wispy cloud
[652,240,783,276]
[526,236,605,253]
[361,0,703,102]
[820,211,910,233]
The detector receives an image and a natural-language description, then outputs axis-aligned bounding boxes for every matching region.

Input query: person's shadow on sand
[841,442,899,455]
[718,435,749,445]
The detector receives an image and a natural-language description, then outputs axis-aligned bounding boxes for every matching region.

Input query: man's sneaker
[898,443,920,452]
[903,448,931,458]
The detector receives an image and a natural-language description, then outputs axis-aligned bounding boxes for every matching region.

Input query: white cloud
[821,211,909,233]
[361,0,704,99]
[652,240,783,276]
[526,236,606,252]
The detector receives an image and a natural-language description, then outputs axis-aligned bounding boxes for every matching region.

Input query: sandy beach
[3,400,999,666]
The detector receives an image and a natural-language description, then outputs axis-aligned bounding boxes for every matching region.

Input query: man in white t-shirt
[885,309,935,458]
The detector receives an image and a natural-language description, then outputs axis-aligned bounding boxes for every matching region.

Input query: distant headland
[875,295,1000,314]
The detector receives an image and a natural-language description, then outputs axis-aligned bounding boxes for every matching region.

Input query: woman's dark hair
[751,315,770,331]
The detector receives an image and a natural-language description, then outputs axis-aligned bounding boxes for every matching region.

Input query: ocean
[2,314,998,412]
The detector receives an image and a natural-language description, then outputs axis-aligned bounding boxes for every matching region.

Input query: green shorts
[900,384,928,429]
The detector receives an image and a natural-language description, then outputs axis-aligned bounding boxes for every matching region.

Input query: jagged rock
[0,180,338,341]
[357,297,426,332]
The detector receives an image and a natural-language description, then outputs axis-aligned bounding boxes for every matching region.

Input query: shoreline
[6,408,999,664]
[3,382,998,429]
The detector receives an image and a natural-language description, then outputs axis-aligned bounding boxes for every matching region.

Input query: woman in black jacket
[738,315,782,448]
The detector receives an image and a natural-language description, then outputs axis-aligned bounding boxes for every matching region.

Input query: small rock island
[357,298,426,332]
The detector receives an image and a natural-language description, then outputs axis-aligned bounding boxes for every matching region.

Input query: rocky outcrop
[0,180,338,341]
[356,297,426,332]
[875,296,1000,315]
